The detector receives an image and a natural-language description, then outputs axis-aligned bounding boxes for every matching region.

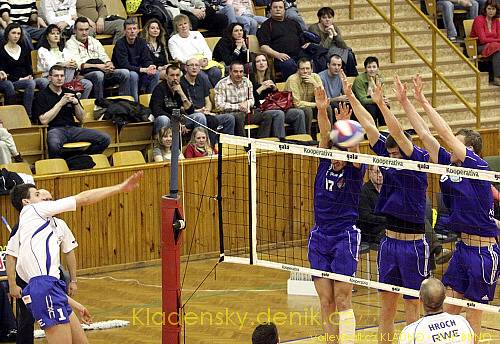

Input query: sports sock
[338,309,356,344]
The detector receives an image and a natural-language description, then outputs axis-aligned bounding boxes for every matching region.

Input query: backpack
[0,168,24,195]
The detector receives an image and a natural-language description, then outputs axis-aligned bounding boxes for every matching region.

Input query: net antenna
[218,134,500,314]
[162,111,185,344]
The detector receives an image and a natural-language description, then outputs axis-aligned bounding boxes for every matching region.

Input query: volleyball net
[217,133,500,313]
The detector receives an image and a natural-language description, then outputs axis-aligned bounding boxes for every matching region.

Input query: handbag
[259,91,293,112]
[63,79,85,93]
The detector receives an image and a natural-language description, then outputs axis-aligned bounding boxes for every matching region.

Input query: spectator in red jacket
[471,0,500,85]
[184,127,218,158]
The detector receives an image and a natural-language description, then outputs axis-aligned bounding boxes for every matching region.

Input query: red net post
[161,195,184,344]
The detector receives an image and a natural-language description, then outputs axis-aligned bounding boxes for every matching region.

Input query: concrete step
[354,45,462,66]
[393,101,498,130]
[376,58,487,82]
[393,71,490,93]
[385,86,499,109]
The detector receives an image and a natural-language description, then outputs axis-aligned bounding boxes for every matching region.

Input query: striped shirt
[214,76,254,112]
[0,0,37,25]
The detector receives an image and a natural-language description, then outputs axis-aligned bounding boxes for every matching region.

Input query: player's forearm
[401,100,441,161]
[400,99,431,137]
[345,93,379,145]
[418,99,454,142]
[317,106,331,141]
[6,255,17,287]
[65,250,77,282]
[376,100,404,138]
[74,184,122,207]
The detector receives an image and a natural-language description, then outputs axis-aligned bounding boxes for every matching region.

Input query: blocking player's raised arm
[333,102,362,168]
[314,86,332,149]
[412,77,467,162]
[371,82,414,158]
[340,70,380,147]
[74,171,143,207]
[396,75,440,163]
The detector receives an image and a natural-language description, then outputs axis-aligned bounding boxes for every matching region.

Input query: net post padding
[219,134,500,314]
[161,196,184,344]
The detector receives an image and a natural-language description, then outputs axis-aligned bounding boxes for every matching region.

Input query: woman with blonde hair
[184,127,217,158]
[142,18,170,71]
[153,127,185,162]
[168,14,222,86]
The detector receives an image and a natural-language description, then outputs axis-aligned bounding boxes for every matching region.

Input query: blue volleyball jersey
[313,159,366,231]
[438,147,497,237]
[371,135,429,225]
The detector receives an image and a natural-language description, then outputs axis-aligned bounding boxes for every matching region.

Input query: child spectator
[184,127,217,158]
[153,127,185,162]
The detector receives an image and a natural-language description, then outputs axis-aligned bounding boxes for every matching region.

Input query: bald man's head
[420,277,446,313]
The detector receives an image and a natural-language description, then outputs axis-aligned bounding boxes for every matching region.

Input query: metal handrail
[349,0,481,128]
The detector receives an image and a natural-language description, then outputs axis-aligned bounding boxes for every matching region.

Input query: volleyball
[329,120,365,148]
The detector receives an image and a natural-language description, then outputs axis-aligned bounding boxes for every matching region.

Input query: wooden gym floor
[32,253,500,344]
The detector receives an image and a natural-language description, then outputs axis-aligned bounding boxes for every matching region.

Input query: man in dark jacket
[112,18,159,101]
[150,64,196,135]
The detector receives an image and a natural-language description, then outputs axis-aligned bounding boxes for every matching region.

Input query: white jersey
[399,312,474,344]
[5,197,78,283]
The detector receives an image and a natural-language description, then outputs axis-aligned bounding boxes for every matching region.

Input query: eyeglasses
[186,64,200,68]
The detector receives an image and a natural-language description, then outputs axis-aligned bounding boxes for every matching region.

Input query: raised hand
[334,102,352,121]
[412,74,426,103]
[393,75,408,102]
[339,70,354,98]
[120,171,143,192]
[371,82,384,105]
[314,86,329,110]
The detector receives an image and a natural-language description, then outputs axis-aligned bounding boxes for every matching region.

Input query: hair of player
[363,56,379,68]
[10,184,36,212]
[455,128,483,155]
[252,323,279,344]
[420,277,446,313]
[384,131,412,150]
